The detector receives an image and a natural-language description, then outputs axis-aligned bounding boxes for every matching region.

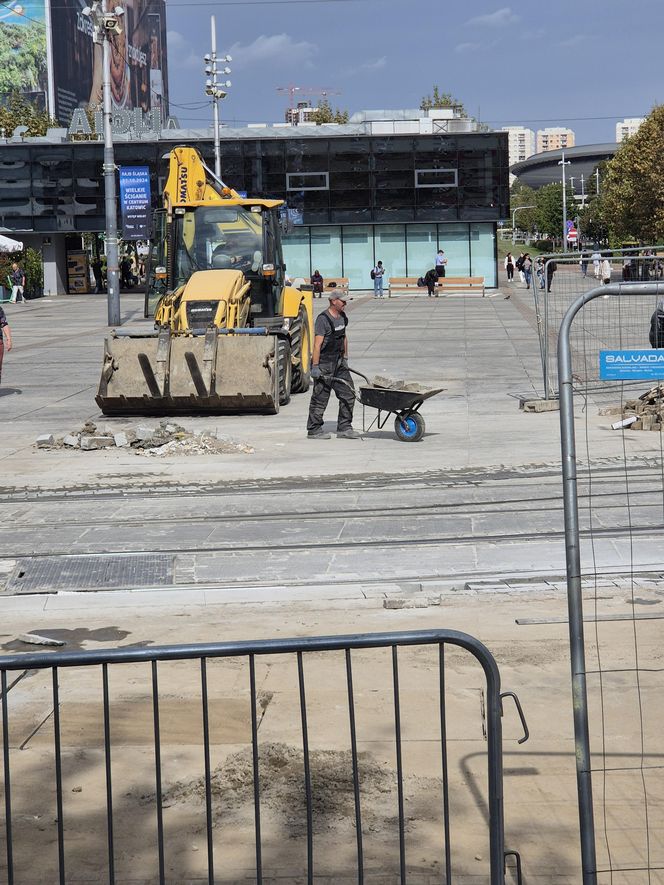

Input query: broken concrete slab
[113,432,129,448]
[62,434,80,448]
[36,434,55,448]
[80,435,115,451]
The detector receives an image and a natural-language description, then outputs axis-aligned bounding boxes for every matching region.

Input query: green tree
[0,91,57,137]
[309,99,349,125]
[602,105,664,242]
[0,22,47,96]
[420,86,466,116]
[536,183,566,240]
[510,181,538,235]
[577,192,609,245]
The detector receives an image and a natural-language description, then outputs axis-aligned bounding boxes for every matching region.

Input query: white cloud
[362,56,387,71]
[346,56,388,76]
[559,34,587,48]
[167,31,200,70]
[228,34,318,69]
[455,42,482,53]
[466,7,519,27]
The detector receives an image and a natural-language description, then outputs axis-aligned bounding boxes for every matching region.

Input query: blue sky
[164,0,662,144]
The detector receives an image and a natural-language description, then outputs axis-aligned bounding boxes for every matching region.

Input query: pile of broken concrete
[614,386,664,431]
[35,421,254,455]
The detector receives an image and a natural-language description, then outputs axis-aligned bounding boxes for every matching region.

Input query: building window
[414,168,458,189]
[286,172,329,191]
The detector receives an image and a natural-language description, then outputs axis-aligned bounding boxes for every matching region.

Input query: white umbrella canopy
[0,234,23,253]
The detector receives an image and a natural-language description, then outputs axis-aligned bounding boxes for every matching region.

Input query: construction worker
[307,292,361,440]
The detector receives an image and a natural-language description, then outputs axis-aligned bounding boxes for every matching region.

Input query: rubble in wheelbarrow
[611,385,664,431]
[370,375,431,394]
[34,421,254,455]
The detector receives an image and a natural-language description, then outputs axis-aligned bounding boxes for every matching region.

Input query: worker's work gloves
[311,365,322,379]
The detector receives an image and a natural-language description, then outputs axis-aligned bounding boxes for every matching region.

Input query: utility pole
[595,167,600,196]
[559,150,571,253]
[580,174,586,207]
[83,1,123,326]
[205,16,232,181]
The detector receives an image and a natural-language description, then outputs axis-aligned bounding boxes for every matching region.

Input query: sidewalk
[1,287,661,492]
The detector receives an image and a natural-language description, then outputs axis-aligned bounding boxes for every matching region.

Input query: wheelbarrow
[345,368,444,442]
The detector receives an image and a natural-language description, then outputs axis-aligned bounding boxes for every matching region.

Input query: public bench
[388,276,486,297]
[319,277,349,297]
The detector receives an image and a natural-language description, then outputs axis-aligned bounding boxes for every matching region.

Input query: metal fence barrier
[559,282,664,884]
[529,245,664,397]
[0,630,527,884]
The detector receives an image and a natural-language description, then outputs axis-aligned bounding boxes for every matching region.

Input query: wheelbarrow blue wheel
[394,412,425,442]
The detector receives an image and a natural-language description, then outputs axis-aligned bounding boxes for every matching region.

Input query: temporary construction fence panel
[0,630,527,884]
[558,282,664,884]
[530,246,664,397]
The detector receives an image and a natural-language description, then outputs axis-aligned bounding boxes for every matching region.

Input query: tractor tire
[278,338,292,406]
[290,305,311,394]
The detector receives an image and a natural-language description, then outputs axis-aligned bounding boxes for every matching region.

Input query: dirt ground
[2,584,664,883]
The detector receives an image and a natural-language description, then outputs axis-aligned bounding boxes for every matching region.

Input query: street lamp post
[82,1,123,326]
[205,15,232,181]
[559,150,571,253]
[512,205,536,246]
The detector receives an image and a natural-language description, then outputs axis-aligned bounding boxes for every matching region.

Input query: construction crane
[276,85,341,122]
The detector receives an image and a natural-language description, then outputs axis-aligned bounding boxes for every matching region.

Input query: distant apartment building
[536,127,576,152]
[616,117,645,142]
[502,126,536,166]
[285,101,318,125]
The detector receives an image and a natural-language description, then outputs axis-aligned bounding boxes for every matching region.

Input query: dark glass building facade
[0,129,508,290]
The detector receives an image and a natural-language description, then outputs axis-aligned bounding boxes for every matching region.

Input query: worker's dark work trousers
[307,359,355,433]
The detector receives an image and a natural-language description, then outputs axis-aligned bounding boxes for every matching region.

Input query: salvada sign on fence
[600,350,664,381]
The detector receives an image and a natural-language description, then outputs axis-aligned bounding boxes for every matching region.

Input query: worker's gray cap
[327,290,347,301]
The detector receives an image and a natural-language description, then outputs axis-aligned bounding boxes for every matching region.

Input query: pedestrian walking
[592,251,602,280]
[424,267,438,297]
[311,269,324,297]
[546,259,557,293]
[372,260,385,297]
[522,253,533,288]
[504,252,515,282]
[92,257,104,294]
[515,252,526,284]
[536,257,545,290]
[9,262,25,303]
[0,304,12,383]
[579,253,589,277]
[435,249,447,279]
[622,257,633,282]
[306,292,361,440]
[649,298,664,348]
[601,255,612,285]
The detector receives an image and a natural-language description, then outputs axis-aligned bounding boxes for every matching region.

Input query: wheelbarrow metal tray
[358,386,444,412]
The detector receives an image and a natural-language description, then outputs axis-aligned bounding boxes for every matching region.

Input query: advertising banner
[51,0,169,126]
[600,350,664,381]
[0,1,48,107]
[119,166,151,240]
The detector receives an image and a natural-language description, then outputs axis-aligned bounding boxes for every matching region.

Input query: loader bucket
[95,328,280,416]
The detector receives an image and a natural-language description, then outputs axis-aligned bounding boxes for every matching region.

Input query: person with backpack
[424,267,439,297]
[515,252,526,284]
[371,260,385,297]
[521,253,533,288]
[306,291,361,440]
[649,298,664,348]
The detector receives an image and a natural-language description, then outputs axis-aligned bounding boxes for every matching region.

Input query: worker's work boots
[337,429,361,439]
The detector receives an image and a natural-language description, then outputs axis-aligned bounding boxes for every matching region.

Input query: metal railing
[0,629,527,884]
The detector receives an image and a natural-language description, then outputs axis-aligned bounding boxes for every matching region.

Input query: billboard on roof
[51,0,169,126]
[0,1,48,108]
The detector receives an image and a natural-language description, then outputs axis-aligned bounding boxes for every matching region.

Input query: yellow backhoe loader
[96,145,313,415]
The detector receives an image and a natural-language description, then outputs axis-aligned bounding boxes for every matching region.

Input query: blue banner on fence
[119,166,151,240]
[600,350,664,381]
